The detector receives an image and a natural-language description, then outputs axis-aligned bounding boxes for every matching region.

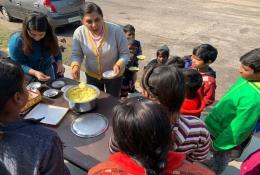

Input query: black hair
[128,39,137,54]
[166,56,185,68]
[123,24,135,33]
[113,97,172,175]
[26,13,47,32]
[240,48,260,73]
[182,69,202,95]
[193,44,218,63]
[156,45,170,59]
[141,65,185,119]
[0,58,24,112]
[22,13,59,56]
[127,39,136,47]
[80,2,103,18]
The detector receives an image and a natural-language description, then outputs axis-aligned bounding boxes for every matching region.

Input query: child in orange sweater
[181,69,205,117]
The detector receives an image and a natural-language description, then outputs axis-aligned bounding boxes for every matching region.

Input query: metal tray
[71,113,108,138]
[43,89,59,98]
[102,70,116,79]
[52,80,65,89]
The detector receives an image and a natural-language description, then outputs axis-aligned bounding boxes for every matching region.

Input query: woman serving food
[71,2,129,97]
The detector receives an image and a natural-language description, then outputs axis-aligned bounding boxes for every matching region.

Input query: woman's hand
[34,71,51,81]
[56,61,65,75]
[113,64,120,77]
[71,65,80,80]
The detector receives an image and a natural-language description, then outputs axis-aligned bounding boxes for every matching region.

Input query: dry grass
[0,23,12,50]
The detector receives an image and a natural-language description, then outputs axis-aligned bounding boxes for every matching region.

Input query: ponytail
[142,64,158,99]
[141,64,185,120]
[112,97,172,175]
[138,148,168,175]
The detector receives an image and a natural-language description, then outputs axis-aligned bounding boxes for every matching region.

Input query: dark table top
[42,78,119,171]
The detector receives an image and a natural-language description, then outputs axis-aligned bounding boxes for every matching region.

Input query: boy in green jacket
[205,48,260,174]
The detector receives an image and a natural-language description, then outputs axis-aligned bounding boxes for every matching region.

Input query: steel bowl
[63,84,100,113]
[27,82,42,90]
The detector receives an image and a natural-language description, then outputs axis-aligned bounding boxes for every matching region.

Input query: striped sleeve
[173,116,211,162]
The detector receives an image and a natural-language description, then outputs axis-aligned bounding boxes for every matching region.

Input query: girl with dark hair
[8,13,65,82]
[0,58,70,174]
[71,2,129,97]
[89,97,214,175]
[110,65,211,164]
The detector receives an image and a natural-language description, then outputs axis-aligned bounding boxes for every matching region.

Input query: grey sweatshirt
[71,22,129,80]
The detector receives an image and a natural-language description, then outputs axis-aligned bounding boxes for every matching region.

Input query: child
[90,97,214,175]
[0,58,70,175]
[123,24,142,55]
[144,45,170,69]
[121,39,139,97]
[183,55,192,68]
[166,56,185,68]
[240,149,260,175]
[180,69,205,117]
[191,44,218,106]
[0,50,8,59]
[205,48,260,174]
[110,65,211,163]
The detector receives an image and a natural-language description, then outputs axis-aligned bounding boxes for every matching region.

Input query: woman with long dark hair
[8,13,65,82]
[71,2,129,97]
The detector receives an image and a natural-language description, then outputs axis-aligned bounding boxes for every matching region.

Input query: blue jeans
[43,65,56,81]
[205,151,229,175]
[205,136,252,175]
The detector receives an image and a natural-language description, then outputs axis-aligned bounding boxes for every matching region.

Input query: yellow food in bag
[67,86,97,103]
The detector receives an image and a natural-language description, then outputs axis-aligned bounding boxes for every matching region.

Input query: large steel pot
[63,84,100,113]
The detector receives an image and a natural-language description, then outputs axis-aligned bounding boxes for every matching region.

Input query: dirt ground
[94,0,260,100]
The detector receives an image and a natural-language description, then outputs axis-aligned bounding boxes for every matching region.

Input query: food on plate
[129,66,139,71]
[137,55,146,60]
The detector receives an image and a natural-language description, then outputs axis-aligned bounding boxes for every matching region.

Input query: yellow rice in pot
[67,86,97,103]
